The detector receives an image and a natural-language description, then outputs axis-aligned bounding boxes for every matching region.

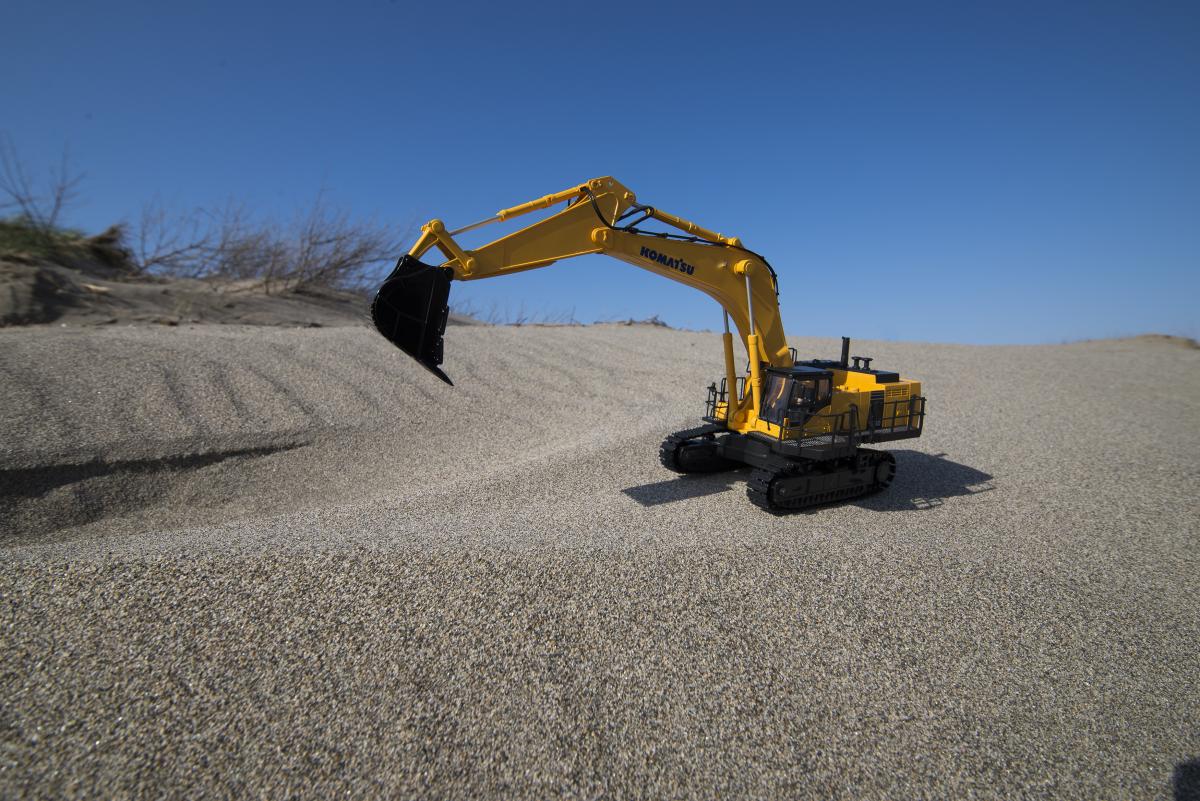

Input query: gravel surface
[1,324,1197,799]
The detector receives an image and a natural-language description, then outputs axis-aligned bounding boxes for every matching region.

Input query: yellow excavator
[371,177,926,512]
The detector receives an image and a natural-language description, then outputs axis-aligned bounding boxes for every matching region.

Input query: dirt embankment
[0,255,479,329]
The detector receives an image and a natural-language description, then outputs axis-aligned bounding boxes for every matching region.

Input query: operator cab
[759,365,833,427]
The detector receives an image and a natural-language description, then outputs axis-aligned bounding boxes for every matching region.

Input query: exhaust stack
[840,336,851,368]
[371,255,454,385]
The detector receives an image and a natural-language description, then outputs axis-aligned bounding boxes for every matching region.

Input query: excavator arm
[372,177,790,410]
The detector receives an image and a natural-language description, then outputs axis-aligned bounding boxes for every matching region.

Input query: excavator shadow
[622,451,993,512]
[851,450,995,513]
[622,469,752,507]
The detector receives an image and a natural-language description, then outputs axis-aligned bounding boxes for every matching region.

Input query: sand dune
[1,324,1197,798]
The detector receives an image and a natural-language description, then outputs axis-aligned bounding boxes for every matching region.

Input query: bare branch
[0,134,85,249]
[0,133,41,223]
[45,145,84,231]
[132,198,213,276]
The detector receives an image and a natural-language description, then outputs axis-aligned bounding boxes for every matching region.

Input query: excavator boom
[372,177,787,387]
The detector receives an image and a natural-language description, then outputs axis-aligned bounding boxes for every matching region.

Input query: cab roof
[764,365,833,378]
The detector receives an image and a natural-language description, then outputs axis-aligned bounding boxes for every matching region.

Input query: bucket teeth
[371,255,454,385]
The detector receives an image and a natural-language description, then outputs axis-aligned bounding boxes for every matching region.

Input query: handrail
[767,397,925,455]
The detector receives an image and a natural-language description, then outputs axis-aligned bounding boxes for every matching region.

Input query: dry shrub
[2,133,408,292]
[134,194,409,293]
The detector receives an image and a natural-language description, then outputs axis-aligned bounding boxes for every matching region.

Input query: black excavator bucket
[370,255,454,385]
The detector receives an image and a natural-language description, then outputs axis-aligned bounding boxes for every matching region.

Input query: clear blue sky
[6,0,1198,343]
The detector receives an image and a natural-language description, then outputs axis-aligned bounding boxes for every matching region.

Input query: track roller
[747,449,897,513]
[659,425,738,474]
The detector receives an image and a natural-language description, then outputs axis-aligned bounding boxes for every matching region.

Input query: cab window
[761,373,833,425]
[761,374,790,424]
[810,378,831,409]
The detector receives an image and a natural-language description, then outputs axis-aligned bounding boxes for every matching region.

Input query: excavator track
[746,449,896,513]
[659,424,737,474]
